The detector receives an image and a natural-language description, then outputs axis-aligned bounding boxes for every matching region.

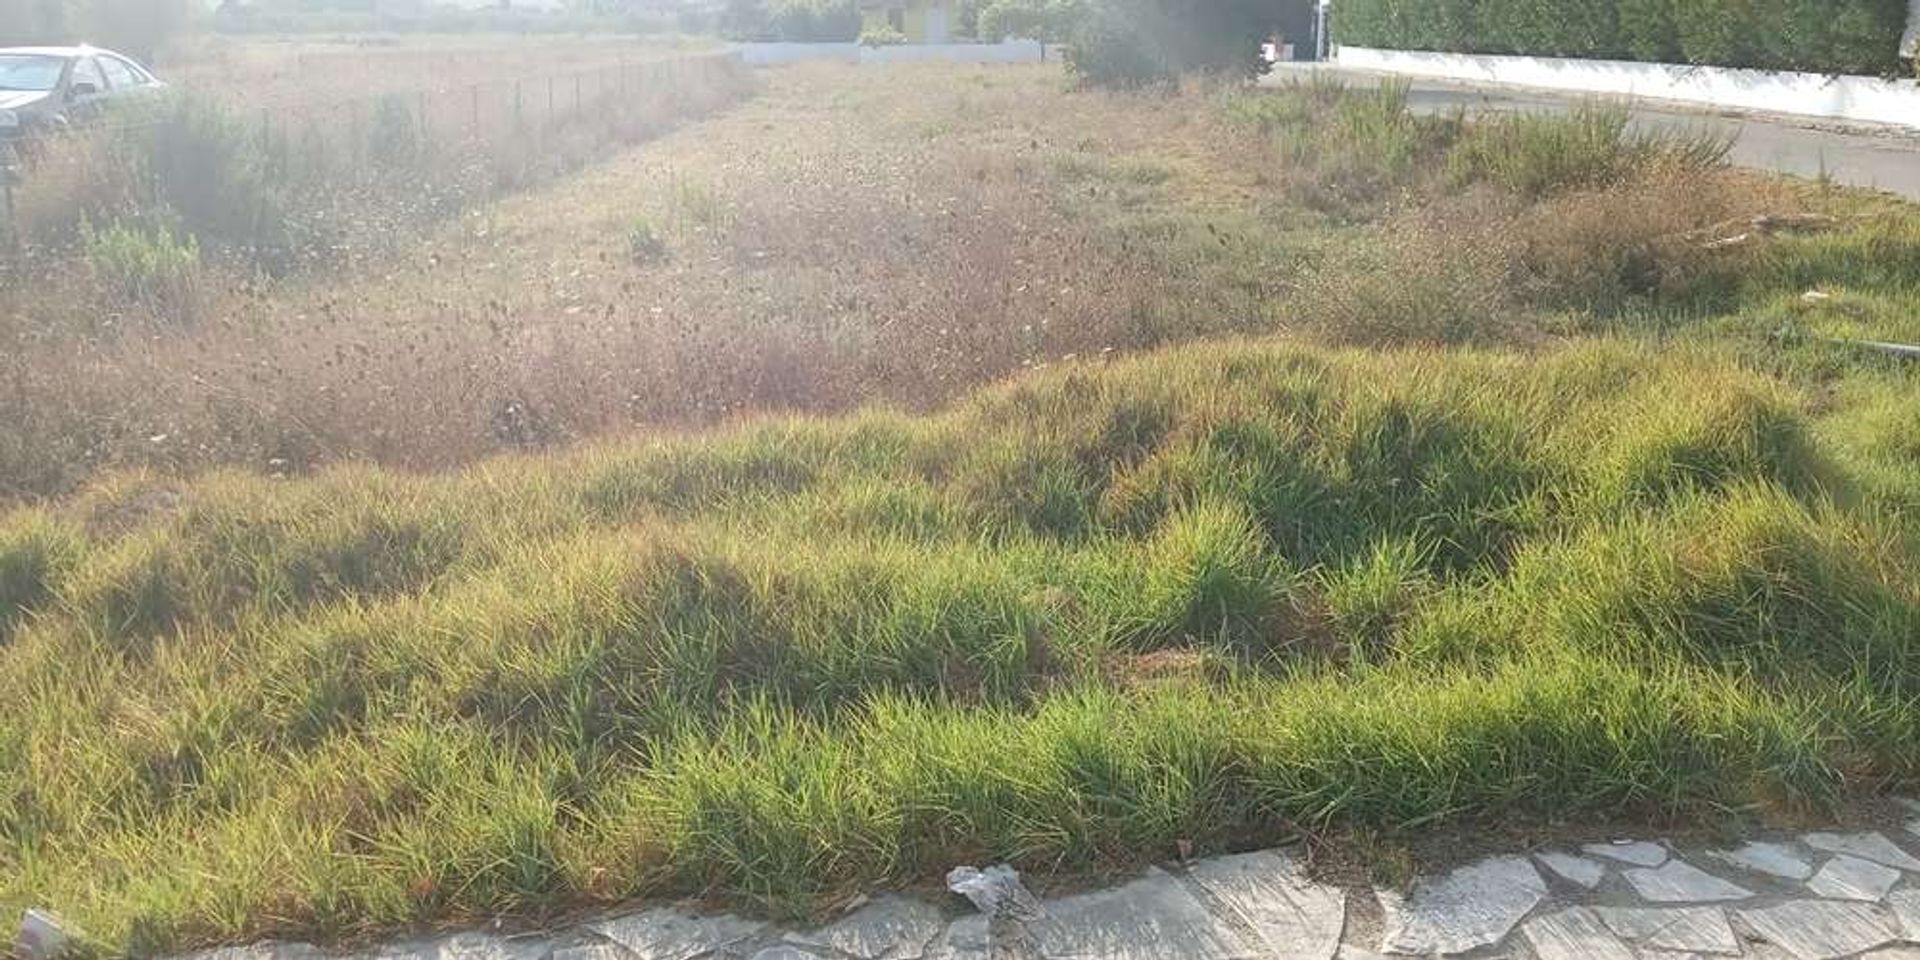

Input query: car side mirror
[68,80,99,101]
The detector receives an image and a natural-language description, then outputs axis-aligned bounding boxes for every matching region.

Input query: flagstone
[1806,855,1902,902]
[1622,861,1753,903]
[1736,900,1899,960]
[1377,856,1545,955]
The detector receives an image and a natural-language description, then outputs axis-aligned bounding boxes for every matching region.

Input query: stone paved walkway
[186,810,1920,960]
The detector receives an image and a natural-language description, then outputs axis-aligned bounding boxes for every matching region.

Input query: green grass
[6,69,1920,955]
[1,338,1916,951]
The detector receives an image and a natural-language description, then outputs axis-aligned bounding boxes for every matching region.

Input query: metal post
[471,84,481,132]
[2,177,16,252]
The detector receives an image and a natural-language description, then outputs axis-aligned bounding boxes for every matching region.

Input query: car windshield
[0,54,66,92]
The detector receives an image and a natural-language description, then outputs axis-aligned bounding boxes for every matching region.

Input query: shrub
[724,0,861,41]
[1474,0,1622,57]
[116,95,307,272]
[979,0,1089,40]
[1065,5,1174,87]
[1332,0,1910,75]
[859,24,907,46]
[1065,0,1312,88]
[1616,0,1681,61]
[367,94,426,173]
[627,217,669,264]
[82,220,203,325]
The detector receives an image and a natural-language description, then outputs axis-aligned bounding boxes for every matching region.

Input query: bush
[82,220,203,325]
[1332,0,1910,75]
[1065,5,1174,86]
[723,0,860,41]
[978,0,1089,41]
[859,24,907,46]
[1065,0,1311,87]
[627,217,668,263]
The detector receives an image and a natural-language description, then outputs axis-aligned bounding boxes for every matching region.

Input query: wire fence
[0,48,745,250]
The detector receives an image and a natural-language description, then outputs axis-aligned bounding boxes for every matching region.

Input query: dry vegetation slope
[1,63,1919,952]
[4,65,1298,493]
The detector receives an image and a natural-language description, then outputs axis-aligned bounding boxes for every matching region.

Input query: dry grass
[159,33,710,110]
[2,49,1919,955]
[0,62,1909,501]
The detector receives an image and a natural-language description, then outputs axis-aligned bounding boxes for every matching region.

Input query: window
[69,56,106,95]
[888,7,905,31]
[0,54,65,92]
[107,55,157,85]
[99,56,140,90]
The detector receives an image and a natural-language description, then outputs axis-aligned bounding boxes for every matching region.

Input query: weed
[82,220,204,326]
[627,217,669,264]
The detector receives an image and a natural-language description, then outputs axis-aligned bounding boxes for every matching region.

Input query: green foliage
[1332,0,1910,75]
[367,94,425,172]
[1474,0,1620,56]
[81,220,203,324]
[978,0,1089,41]
[1064,4,1175,86]
[859,23,907,45]
[1447,103,1730,196]
[3,336,1917,947]
[626,217,668,263]
[1065,0,1313,87]
[721,0,860,41]
[1616,0,1681,61]
[106,95,308,273]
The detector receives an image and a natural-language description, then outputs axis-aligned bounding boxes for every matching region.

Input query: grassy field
[159,33,714,110]
[1,58,1919,952]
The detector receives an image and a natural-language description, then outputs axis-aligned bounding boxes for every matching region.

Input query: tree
[0,0,193,59]
[1065,0,1315,87]
[978,0,1088,41]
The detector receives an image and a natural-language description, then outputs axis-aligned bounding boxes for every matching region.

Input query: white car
[0,45,168,143]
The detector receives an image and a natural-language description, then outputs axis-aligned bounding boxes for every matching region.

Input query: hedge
[1332,0,1912,76]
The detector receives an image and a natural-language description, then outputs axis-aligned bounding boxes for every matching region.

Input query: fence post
[417,90,430,147]
[574,73,582,113]
[1,150,17,253]
[547,75,555,120]
[471,84,481,133]
[515,79,524,126]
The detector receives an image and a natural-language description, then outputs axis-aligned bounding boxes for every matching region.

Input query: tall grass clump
[81,220,205,325]
[1447,103,1730,197]
[0,338,1913,950]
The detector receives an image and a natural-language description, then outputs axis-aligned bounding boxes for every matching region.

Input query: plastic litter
[15,909,70,960]
[946,864,1042,921]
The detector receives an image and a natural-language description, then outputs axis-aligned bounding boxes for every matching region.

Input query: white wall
[733,40,1049,66]
[735,42,861,65]
[1335,46,1920,129]
[860,39,1044,63]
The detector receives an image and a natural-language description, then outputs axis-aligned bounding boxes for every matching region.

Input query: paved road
[1264,64,1920,201]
